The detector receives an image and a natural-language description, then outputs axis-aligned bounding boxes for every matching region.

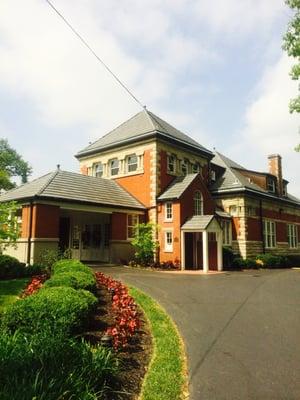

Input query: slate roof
[181,215,215,230]
[211,152,300,205]
[0,169,145,210]
[157,174,198,201]
[76,109,213,158]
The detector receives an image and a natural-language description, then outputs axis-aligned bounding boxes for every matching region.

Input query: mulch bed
[84,282,152,400]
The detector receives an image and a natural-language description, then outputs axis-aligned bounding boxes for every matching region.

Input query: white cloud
[229,54,300,197]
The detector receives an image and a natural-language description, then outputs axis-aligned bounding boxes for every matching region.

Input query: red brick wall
[80,165,88,175]
[157,202,181,263]
[159,150,176,195]
[276,221,287,242]
[21,206,31,238]
[232,217,239,240]
[116,149,151,207]
[111,212,127,240]
[246,218,262,241]
[238,170,267,190]
[32,204,60,238]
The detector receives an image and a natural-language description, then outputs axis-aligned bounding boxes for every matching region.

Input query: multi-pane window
[164,231,173,252]
[267,179,276,193]
[127,214,139,239]
[193,163,200,174]
[110,158,119,176]
[287,224,298,248]
[211,170,216,181]
[223,220,232,246]
[167,154,176,173]
[165,202,173,221]
[263,220,276,248]
[194,191,203,215]
[229,205,238,216]
[181,159,188,175]
[127,154,138,172]
[94,163,103,177]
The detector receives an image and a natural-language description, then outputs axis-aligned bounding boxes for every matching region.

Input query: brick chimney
[268,154,283,196]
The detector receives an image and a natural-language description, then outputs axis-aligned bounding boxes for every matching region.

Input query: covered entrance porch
[181,215,223,273]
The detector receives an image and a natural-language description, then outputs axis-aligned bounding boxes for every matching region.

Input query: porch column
[202,230,209,273]
[217,231,223,271]
[181,230,185,270]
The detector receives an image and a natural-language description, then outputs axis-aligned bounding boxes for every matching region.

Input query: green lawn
[0,278,28,312]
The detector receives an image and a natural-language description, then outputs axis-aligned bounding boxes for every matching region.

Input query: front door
[70,213,110,262]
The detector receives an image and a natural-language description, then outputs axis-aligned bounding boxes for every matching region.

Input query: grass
[0,278,28,312]
[129,287,188,400]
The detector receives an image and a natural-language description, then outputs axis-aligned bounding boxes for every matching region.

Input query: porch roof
[181,215,220,231]
[0,169,145,210]
[157,173,198,201]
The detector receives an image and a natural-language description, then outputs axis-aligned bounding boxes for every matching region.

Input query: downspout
[26,201,34,265]
[259,199,265,254]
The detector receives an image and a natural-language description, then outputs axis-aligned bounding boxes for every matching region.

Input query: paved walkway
[93,266,300,400]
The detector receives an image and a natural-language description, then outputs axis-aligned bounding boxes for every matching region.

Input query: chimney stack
[268,154,283,196]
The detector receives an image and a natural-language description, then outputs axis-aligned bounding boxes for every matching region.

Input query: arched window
[194,191,203,215]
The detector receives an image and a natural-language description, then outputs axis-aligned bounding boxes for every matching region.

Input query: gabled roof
[211,152,300,205]
[181,215,217,230]
[0,170,145,210]
[76,109,213,158]
[157,173,198,201]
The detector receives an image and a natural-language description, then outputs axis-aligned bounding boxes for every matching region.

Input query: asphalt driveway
[93,266,300,400]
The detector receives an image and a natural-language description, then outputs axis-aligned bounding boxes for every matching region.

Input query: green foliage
[1,286,97,335]
[0,201,20,251]
[0,139,32,187]
[223,246,235,268]
[0,329,118,400]
[52,259,94,277]
[232,257,258,269]
[37,248,71,271]
[44,271,96,293]
[0,278,28,313]
[131,223,158,265]
[255,254,288,268]
[0,255,25,279]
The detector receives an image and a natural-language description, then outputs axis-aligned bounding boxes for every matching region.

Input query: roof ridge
[36,169,60,196]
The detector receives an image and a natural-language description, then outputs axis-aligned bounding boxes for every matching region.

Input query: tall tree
[282,0,300,151]
[0,139,32,189]
[0,202,20,252]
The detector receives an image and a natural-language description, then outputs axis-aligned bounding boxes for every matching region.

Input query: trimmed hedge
[1,286,97,335]
[44,271,96,292]
[0,255,46,280]
[52,259,94,277]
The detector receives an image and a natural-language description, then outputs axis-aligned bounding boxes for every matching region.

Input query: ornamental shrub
[232,257,258,269]
[0,329,118,400]
[0,255,26,279]
[52,259,94,277]
[1,286,97,335]
[255,254,288,268]
[44,271,96,293]
[131,223,158,265]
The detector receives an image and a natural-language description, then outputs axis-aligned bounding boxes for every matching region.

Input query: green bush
[1,286,97,335]
[24,263,47,276]
[0,329,118,400]
[44,271,96,293]
[255,254,288,268]
[52,259,94,277]
[0,255,26,279]
[232,257,258,269]
[285,255,300,267]
[223,246,235,268]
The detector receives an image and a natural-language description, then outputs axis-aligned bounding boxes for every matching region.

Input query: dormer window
[127,154,138,172]
[181,159,188,176]
[167,154,176,173]
[193,163,200,174]
[267,178,276,193]
[211,170,216,181]
[94,163,103,178]
[110,158,119,176]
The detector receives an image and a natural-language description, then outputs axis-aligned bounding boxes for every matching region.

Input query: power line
[44,0,145,109]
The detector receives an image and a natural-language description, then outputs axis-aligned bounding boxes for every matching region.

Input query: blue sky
[0,0,299,195]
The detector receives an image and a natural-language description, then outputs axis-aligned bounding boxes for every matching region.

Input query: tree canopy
[283,0,300,151]
[0,201,20,252]
[0,139,32,189]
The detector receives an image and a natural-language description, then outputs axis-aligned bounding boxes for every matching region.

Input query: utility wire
[45,0,145,109]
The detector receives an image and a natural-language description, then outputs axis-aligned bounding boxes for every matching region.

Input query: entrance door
[70,213,110,262]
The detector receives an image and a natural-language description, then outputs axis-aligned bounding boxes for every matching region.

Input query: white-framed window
[110,158,119,176]
[229,205,238,216]
[167,154,176,173]
[222,220,232,246]
[287,224,298,248]
[193,162,200,174]
[263,220,276,248]
[127,214,139,239]
[94,162,103,177]
[165,202,173,221]
[127,154,138,172]
[267,179,276,193]
[211,170,216,181]
[164,230,173,252]
[181,159,188,175]
[194,191,203,215]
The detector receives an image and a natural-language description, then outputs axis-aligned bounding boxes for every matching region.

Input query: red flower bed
[22,274,48,297]
[95,272,140,350]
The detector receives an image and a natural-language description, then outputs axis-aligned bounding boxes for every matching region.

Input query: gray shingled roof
[76,109,213,158]
[211,152,300,205]
[181,215,215,230]
[0,170,145,210]
[157,174,198,201]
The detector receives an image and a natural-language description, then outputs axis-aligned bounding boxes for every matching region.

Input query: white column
[217,231,223,271]
[202,230,209,273]
[181,230,185,270]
